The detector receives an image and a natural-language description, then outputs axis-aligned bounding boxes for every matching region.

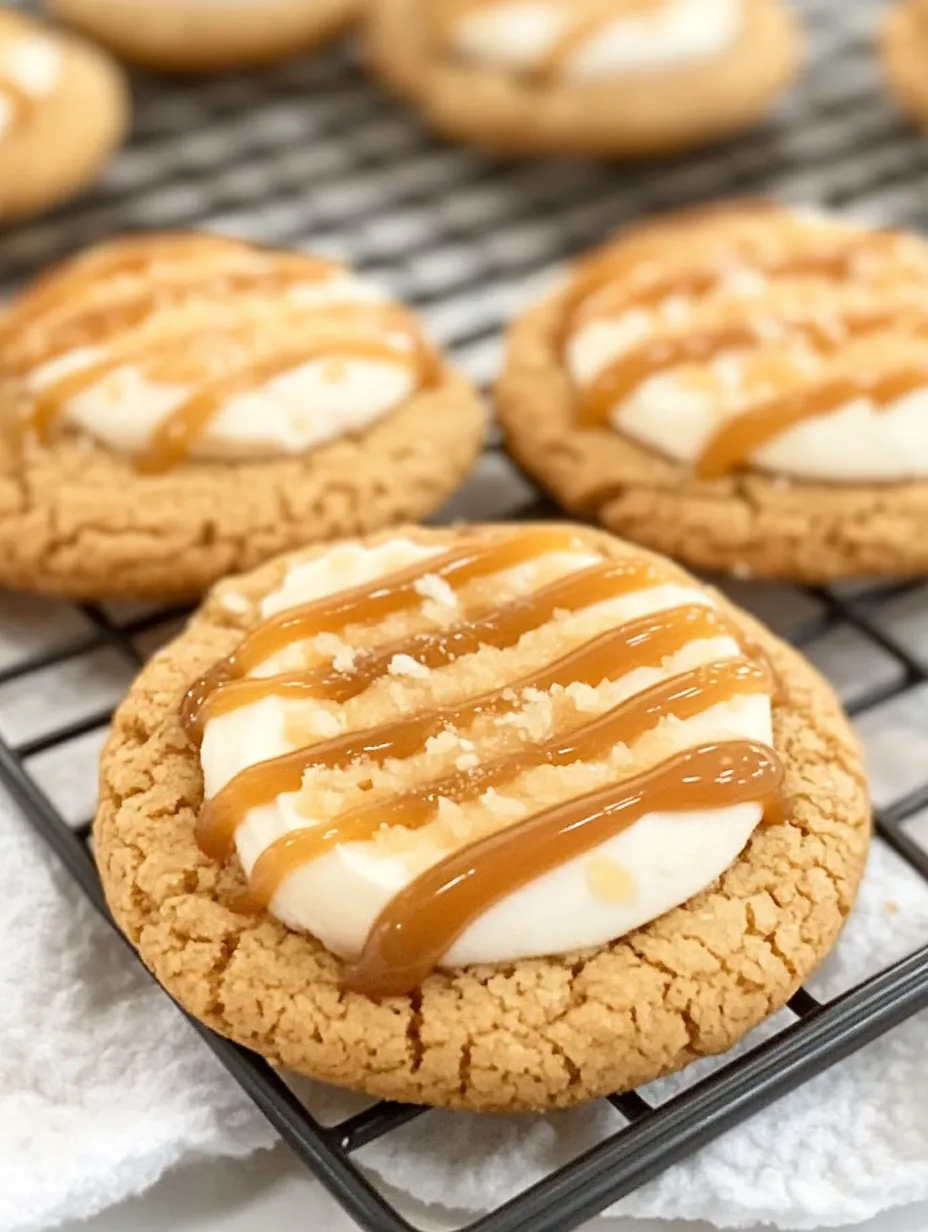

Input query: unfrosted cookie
[881,1,928,132]
[47,0,357,73]
[364,0,802,158]
[0,232,484,600]
[94,521,869,1112]
[497,201,928,582]
[0,7,127,222]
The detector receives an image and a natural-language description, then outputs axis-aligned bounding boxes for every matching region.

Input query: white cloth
[2,779,927,1232]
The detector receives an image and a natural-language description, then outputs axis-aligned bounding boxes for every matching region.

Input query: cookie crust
[94,523,870,1113]
[48,0,358,73]
[497,273,928,583]
[0,372,485,601]
[364,0,802,158]
[881,1,928,131]
[0,20,127,222]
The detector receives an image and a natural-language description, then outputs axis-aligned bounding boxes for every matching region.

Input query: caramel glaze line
[576,308,926,429]
[561,231,907,343]
[186,526,603,703]
[696,364,928,480]
[344,739,784,998]
[434,0,664,83]
[182,555,673,737]
[195,599,748,859]
[3,256,342,374]
[243,656,772,915]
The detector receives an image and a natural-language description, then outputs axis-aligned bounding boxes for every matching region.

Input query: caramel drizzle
[576,308,922,428]
[435,0,663,83]
[196,600,750,860]
[188,529,781,996]
[10,235,436,473]
[567,229,928,476]
[345,740,783,998]
[183,555,670,737]
[2,256,342,375]
[697,365,928,480]
[0,73,33,133]
[245,657,771,915]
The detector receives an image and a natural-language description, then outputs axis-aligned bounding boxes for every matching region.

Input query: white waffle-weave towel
[2,781,927,1232]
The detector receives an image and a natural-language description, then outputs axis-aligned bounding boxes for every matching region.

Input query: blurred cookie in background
[881,0,928,132]
[0,6,127,222]
[0,231,485,600]
[364,0,803,158]
[46,0,359,73]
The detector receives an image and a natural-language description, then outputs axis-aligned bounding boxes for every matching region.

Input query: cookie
[47,0,357,73]
[881,0,928,132]
[497,200,928,582]
[0,232,485,600]
[364,0,802,158]
[0,7,128,222]
[94,521,869,1113]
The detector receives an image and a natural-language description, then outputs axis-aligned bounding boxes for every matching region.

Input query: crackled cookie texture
[46,0,358,72]
[0,8,127,221]
[366,0,801,157]
[95,524,869,1110]
[4,233,437,471]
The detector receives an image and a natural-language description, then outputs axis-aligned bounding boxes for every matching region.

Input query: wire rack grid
[2,1,928,1229]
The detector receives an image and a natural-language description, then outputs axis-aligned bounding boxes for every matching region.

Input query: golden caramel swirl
[565,205,928,478]
[187,528,783,997]
[3,233,439,473]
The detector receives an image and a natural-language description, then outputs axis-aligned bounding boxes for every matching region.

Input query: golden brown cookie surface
[94,523,869,1113]
[497,201,928,582]
[47,0,358,72]
[0,233,485,600]
[364,0,802,158]
[0,7,127,222]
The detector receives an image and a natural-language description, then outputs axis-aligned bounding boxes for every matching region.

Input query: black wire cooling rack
[3,0,928,1228]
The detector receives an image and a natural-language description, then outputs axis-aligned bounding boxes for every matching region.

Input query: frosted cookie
[94,522,869,1112]
[364,0,802,158]
[0,8,127,222]
[881,1,928,132]
[0,233,484,600]
[47,0,357,73]
[497,201,928,582]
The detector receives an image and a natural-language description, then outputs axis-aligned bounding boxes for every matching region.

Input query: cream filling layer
[200,538,773,969]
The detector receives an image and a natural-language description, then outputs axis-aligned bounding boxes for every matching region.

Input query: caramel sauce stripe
[433,0,663,82]
[188,530,782,996]
[9,237,436,471]
[566,230,928,477]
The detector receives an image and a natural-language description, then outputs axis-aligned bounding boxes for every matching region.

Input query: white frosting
[27,275,419,462]
[448,0,742,83]
[0,36,62,140]
[200,538,774,970]
[567,215,928,484]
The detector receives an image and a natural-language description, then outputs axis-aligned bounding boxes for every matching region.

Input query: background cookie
[365,0,802,157]
[0,232,485,600]
[881,0,928,132]
[94,522,869,1113]
[47,0,358,73]
[498,201,928,582]
[0,7,127,222]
